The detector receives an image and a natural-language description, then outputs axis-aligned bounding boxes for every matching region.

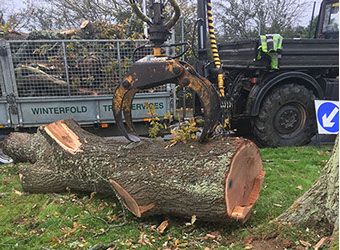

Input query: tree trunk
[277,135,339,235]
[3,119,265,223]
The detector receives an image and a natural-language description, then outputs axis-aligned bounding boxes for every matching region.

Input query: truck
[194,0,339,147]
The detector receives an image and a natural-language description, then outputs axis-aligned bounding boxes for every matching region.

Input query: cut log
[3,119,265,223]
[59,20,94,38]
[1,29,27,40]
[15,65,101,96]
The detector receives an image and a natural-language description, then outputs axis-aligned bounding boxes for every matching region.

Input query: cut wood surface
[3,119,265,223]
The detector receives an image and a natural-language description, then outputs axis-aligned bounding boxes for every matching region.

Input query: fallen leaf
[300,240,311,247]
[157,220,168,233]
[284,241,293,248]
[273,203,282,207]
[138,233,151,246]
[295,246,305,250]
[51,236,60,243]
[73,222,78,229]
[247,238,253,244]
[297,185,303,190]
[185,215,197,226]
[89,192,96,200]
[178,243,188,248]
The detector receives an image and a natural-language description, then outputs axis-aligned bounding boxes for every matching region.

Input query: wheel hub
[274,103,306,135]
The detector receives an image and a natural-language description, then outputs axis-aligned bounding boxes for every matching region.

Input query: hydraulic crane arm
[112,0,222,142]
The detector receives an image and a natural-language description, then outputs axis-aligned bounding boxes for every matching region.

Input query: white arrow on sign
[322,107,339,127]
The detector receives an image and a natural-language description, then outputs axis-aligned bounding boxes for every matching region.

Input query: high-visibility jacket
[257,34,283,70]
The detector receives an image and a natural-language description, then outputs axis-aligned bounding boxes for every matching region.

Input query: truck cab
[316,0,339,39]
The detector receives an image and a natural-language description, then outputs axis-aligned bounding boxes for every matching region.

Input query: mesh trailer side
[9,39,167,98]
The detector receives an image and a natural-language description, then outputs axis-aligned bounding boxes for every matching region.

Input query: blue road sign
[314,100,339,134]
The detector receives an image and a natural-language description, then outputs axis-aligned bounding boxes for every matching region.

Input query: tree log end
[43,120,83,155]
[225,140,265,222]
[109,179,155,218]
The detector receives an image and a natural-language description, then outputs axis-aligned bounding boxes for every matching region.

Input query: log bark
[1,29,27,40]
[277,135,339,236]
[15,65,101,96]
[3,119,265,223]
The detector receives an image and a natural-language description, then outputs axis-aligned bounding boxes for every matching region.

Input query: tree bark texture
[3,119,265,223]
[277,135,339,235]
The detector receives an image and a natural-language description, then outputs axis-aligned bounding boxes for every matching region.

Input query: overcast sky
[6,0,324,27]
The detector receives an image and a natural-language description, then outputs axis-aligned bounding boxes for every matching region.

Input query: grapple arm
[112,56,221,142]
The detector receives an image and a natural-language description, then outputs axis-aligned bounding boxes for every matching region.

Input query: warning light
[251,78,257,84]
[101,123,108,128]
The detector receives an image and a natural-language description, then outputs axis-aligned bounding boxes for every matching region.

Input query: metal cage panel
[9,40,167,98]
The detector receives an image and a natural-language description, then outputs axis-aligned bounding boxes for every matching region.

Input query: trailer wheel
[252,84,316,147]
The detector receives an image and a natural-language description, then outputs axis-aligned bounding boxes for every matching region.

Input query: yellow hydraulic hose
[206,0,225,97]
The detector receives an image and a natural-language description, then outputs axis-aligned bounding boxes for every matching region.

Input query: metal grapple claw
[112,56,221,142]
[112,86,140,142]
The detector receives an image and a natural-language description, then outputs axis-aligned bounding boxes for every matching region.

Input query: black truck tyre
[252,84,316,147]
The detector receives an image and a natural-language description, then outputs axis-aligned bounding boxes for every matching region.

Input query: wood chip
[12,189,23,196]
[157,220,168,233]
[313,237,329,250]
[206,233,216,239]
[273,203,282,207]
[300,240,311,247]
[296,185,303,190]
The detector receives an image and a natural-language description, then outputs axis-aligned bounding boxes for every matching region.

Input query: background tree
[277,135,339,243]
[0,0,34,31]
[3,0,145,33]
[215,0,309,40]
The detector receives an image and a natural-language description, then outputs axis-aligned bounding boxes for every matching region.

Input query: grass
[0,145,333,249]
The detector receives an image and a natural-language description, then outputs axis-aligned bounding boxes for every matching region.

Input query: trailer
[0,39,174,131]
